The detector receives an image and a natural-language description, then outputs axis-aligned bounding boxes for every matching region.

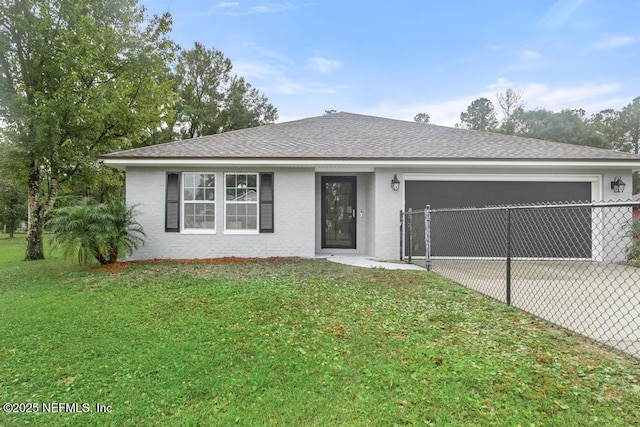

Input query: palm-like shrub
[628,219,640,262]
[48,198,145,265]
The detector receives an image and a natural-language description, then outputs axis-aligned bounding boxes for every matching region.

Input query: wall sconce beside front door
[611,176,626,193]
[391,174,401,191]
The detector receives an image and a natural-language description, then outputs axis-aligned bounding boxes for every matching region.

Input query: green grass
[1,234,639,426]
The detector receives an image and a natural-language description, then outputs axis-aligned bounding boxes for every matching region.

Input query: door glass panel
[322,177,356,249]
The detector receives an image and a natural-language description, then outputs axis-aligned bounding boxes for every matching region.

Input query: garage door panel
[405,181,592,259]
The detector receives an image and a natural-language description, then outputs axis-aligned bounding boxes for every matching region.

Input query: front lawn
[1,234,639,426]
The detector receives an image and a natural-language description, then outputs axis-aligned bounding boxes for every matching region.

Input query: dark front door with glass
[321,176,357,249]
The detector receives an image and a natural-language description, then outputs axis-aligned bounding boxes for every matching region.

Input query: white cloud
[592,35,637,50]
[222,3,295,16]
[360,79,625,128]
[502,49,545,73]
[488,77,514,91]
[362,98,471,128]
[520,81,622,109]
[178,2,297,18]
[538,0,585,28]
[234,58,344,96]
[520,50,542,61]
[215,2,239,8]
[306,57,341,74]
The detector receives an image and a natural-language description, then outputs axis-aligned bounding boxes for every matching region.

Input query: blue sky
[142,0,640,126]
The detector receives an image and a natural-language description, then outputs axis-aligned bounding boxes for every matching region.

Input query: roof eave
[99,157,640,171]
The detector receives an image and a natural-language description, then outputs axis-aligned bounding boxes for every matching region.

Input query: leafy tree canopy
[172,42,278,140]
[413,113,430,123]
[0,0,177,259]
[459,97,498,131]
[511,108,608,149]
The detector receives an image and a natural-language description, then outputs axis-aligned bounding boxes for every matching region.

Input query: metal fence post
[407,208,413,264]
[399,210,404,261]
[505,208,512,306]
[424,205,431,271]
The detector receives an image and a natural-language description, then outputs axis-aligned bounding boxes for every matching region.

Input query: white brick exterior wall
[125,165,634,262]
[373,169,404,260]
[125,167,316,260]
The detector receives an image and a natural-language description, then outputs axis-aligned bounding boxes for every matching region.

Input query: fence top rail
[406,200,640,214]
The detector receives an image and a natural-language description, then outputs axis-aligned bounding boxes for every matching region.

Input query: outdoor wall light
[391,174,401,191]
[611,176,626,193]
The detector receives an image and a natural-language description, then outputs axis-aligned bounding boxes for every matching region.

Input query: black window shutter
[260,173,274,233]
[165,172,181,232]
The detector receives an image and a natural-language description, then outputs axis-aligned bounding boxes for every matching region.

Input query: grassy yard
[1,234,639,426]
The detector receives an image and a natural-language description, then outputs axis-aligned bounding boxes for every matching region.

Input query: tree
[48,198,145,265]
[413,113,430,123]
[592,98,640,193]
[588,109,621,150]
[0,138,26,237]
[0,179,26,237]
[460,98,498,131]
[0,0,176,260]
[173,42,277,139]
[511,108,608,148]
[617,97,640,155]
[496,88,525,134]
[218,76,278,131]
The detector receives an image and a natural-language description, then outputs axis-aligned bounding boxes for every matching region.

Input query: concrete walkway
[319,255,424,270]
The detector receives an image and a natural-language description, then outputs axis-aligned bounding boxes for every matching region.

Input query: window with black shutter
[165,172,181,232]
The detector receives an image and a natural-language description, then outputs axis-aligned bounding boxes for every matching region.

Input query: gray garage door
[405,181,592,259]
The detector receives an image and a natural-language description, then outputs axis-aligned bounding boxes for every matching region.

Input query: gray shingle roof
[102,112,640,161]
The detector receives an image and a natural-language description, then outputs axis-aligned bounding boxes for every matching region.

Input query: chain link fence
[401,201,640,359]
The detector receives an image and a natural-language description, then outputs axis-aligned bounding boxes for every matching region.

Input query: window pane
[224,173,259,231]
[205,174,215,188]
[195,187,205,200]
[225,202,257,230]
[226,174,236,188]
[184,203,195,228]
[184,202,215,230]
[183,173,215,230]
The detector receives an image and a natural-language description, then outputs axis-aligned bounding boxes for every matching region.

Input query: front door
[321,176,357,249]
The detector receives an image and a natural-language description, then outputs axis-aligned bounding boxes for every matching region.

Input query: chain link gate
[401,201,640,359]
[400,207,431,270]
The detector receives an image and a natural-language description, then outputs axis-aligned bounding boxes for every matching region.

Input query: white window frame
[181,172,216,234]
[224,172,259,234]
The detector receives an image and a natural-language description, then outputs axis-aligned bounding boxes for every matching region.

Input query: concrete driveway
[425,259,640,358]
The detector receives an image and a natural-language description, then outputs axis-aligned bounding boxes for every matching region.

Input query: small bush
[48,198,145,265]
[627,219,640,262]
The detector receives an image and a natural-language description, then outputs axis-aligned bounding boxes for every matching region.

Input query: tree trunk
[25,166,59,261]
[25,211,44,260]
[26,171,44,259]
